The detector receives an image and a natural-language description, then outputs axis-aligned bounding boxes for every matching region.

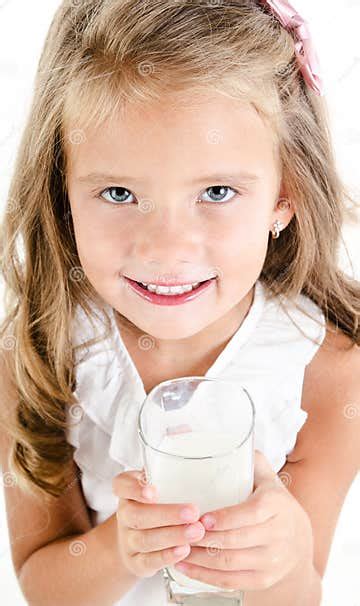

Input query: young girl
[0,1,359,605]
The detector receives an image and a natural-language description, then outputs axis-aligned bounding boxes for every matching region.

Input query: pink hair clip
[259,0,324,96]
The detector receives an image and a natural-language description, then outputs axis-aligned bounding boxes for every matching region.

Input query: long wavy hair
[1,0,359,502]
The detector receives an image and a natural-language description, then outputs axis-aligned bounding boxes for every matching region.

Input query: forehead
[64,89,279,180]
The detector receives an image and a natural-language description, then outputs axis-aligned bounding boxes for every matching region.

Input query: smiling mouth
[135,278,215,292]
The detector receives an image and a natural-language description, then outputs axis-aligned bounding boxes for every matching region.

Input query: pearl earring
[271,198,290,238]
[271,219,285,239]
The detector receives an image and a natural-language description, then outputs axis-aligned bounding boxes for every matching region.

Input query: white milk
[147,429,254,593]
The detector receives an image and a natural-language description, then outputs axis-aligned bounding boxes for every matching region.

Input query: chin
[129,317,211,341]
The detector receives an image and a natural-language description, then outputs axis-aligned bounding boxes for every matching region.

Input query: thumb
[253,449,280,490]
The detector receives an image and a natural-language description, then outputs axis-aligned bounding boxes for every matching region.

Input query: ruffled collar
[107,279,267,469]
[110,279,267,394]
[70,278,325,475]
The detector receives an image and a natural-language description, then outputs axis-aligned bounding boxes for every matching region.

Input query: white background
[0,1,359,604]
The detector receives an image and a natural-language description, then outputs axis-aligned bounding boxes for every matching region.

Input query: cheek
[214,219,270,284]
[71,210,131,273]
[216,217,269,259]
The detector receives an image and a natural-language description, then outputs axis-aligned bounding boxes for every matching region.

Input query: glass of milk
[137,376,255,605]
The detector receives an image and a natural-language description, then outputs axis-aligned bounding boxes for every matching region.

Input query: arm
[19,512,139,606]
[179,322,359,605]
[245,322,360,605]
[0,349,138,606]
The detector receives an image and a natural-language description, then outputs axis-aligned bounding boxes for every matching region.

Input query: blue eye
[200,186,239,204]
[97,187,134,204]
[95,185,241,206]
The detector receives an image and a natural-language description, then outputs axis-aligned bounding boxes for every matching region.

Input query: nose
[131,205,203,267]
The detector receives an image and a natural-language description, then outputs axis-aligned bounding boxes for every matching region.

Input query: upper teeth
[141,282,201,295]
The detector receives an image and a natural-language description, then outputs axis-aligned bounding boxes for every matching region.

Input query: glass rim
[137,376,256,460]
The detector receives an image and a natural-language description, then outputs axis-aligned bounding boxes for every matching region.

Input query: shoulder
[309,318,359,369]
[287,319,360,464]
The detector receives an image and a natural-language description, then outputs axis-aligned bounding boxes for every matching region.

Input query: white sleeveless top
[65,279,326,605]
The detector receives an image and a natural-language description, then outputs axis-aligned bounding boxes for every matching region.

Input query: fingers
[118,499,201,530]
[113,469,206,579]
[113,468,201,530]
[182,543,270,571]
[189,520,273,550]
[132,543,193,578]
[112,469,157,504]
[126,521,205,555]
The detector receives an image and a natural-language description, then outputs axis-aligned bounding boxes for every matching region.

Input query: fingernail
[201,514,216,530]
[173,545,190,557]
[184,523,203,539]
[180,507,198,522]
[142,485,156,500]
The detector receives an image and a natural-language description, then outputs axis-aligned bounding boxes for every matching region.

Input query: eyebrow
[77,170,260,186]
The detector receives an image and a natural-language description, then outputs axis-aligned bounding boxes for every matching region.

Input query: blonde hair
[1,0,359,502]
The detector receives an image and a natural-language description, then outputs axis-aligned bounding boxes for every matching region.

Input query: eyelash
[94,185,243,206]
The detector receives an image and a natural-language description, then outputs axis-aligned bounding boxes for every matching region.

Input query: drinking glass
[137,376,255,605]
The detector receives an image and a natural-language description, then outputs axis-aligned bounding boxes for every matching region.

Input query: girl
[0,1,359,605]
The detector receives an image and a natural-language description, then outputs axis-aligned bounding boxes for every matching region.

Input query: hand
[174,450,314,592]
[112,468,206,579]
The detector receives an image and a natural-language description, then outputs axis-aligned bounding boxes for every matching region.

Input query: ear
[272,194,296,228]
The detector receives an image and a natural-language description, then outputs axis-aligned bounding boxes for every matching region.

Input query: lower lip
[123,277,216,306]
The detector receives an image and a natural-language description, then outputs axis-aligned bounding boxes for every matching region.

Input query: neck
[114,285,255,362]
